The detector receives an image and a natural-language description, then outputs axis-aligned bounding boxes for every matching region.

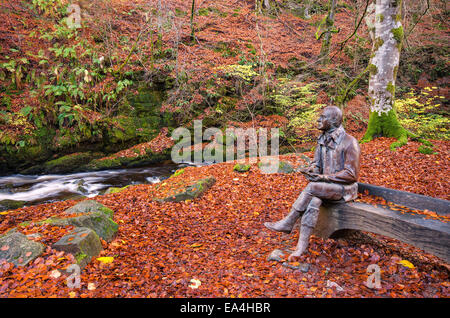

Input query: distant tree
[316,0,338,62]
[190,0,196,42]
[256,0,272,13]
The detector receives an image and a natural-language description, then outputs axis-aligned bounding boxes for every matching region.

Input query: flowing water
[0,162,199,211]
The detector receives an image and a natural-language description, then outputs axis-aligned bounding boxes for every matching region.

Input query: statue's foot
[288,248,306,262]
[264,221,293,234]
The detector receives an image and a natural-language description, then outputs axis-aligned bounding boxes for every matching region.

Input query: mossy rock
[83,158,124,171]
[170,168,185,178]
[104,185,130,194]
[64,200,114,218]
[258,160,294,174]
[156,176,216,202]
[42,200,118,242]
[53,227,103,269]
[418,145,437,155]
[0,200,26,212]
[20,152,103,174]
[233,163,251,173]
[83,149,171,172]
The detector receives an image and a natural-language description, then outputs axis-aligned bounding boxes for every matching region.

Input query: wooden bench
[313,183,450,263]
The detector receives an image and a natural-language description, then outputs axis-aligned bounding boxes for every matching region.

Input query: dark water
[0,162,198,210]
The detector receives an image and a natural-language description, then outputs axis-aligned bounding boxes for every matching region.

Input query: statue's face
[317,109,333,131]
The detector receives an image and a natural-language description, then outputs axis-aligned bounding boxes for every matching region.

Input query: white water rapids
[0,164,186,209]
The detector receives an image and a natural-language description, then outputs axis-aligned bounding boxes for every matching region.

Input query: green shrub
[396,87,449,140]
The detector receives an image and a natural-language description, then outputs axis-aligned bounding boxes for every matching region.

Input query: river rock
[0,199,26,212]
[104,185,130,195]
[156,176,216,203]
[53,227,103,269]
[43,200,118,242]
[0,232,45,266]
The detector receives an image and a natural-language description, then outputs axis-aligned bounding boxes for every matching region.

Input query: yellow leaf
[190,243,203,248]
[398,260,415,269]
[0,212,9,215]
[97,256,114,264]
[69,291,77,298]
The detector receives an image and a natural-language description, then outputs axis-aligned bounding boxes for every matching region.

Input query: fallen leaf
[97,257,114,264]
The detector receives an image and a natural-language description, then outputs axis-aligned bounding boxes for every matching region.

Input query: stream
[0,162,200,211]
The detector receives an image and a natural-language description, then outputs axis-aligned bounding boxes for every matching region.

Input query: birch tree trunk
[362,0,410,149]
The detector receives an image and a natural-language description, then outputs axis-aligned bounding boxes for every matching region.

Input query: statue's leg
[264,183,315,234]
[287,182,344,260]
[288,197,322,261]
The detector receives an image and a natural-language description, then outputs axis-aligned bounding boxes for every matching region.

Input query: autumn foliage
[0,138,448,298]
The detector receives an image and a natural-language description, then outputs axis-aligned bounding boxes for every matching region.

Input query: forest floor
[0,137,448,298]
[0,0,449,298]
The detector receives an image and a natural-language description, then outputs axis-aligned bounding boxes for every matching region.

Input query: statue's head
[317,106,342,131]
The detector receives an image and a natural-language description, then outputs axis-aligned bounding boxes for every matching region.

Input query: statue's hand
[307,174,328,182]
[300,166,315,174]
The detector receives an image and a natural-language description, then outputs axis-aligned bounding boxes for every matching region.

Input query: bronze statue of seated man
[264,106,361,261]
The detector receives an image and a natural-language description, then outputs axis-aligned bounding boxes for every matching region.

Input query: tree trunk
[319,0,337,62]
[362,0,409,149]
[190,0,196,42]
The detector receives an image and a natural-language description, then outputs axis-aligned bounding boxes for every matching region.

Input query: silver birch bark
[367,0,403,115]
[362,0,410,149]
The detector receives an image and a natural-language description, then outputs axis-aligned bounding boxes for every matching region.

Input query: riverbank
[0,138,448,297]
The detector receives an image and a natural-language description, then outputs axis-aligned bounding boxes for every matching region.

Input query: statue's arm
[307,145,321,173]
[326,138,360,184]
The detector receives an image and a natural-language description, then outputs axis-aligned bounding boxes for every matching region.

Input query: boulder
[0,231,45,266]
[156,176,216,202]
[64,200,113,218]
[0,200,26,212]
[53,227,103,269]
[104,185,130,195]
[43,200,118,242]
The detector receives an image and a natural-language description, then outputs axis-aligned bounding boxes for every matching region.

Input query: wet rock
[53,227,103,269]
[0,199,26,212]
[156,176,216,202]
[76,179,88,194]
[21,152,103,175]
[0,232,45,266]
[104,185,130,195]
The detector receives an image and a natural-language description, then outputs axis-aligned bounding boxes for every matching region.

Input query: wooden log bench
[312,183,450,264]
